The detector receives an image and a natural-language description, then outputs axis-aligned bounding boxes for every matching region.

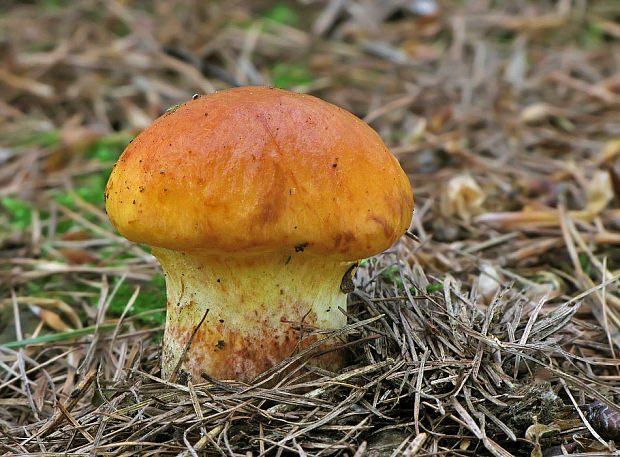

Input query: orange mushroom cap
[105,86,413,261]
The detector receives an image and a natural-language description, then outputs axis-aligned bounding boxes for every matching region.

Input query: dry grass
[0,0,619,455]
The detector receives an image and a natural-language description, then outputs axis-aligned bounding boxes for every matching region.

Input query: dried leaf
[520,103,554,124]
[525,422,560,441]
[28,305,73,332]
[571,170,613,220]
[477,263,503,304]
[440,175,485,221]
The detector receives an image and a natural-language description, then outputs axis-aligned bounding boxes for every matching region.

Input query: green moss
[381,266,403,288]
[22,274,70,298]
[1,197,32,229]
[262,4,300,26]
[52,192,74,209]
[21,130,61,148]
[77,174,108,207]
[50,184,104,234]
[44,0,69,10]
[270,62,312,89]
[85,135,132,162]
[579,22,606,48]
[108,275,167,325]
[426,283,444,293]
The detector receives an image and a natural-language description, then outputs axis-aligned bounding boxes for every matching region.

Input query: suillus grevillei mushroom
[105,86,414,383]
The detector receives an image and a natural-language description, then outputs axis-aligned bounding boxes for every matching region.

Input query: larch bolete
[105,86,413,382]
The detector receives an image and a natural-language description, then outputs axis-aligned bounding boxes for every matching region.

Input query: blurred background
[1,2,619,454]
[0,0,618,346]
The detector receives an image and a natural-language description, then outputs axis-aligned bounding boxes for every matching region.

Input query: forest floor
[0,1,619,456]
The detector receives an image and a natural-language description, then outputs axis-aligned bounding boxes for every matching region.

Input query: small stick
[57,401,94,442]
[29,369,97,441]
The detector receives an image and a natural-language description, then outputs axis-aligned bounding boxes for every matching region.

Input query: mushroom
[105,86,413,382]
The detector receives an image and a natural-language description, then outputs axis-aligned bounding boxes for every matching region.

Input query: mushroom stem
[153,247,353,382]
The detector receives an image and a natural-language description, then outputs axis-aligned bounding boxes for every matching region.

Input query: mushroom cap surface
[105,86,413,260]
